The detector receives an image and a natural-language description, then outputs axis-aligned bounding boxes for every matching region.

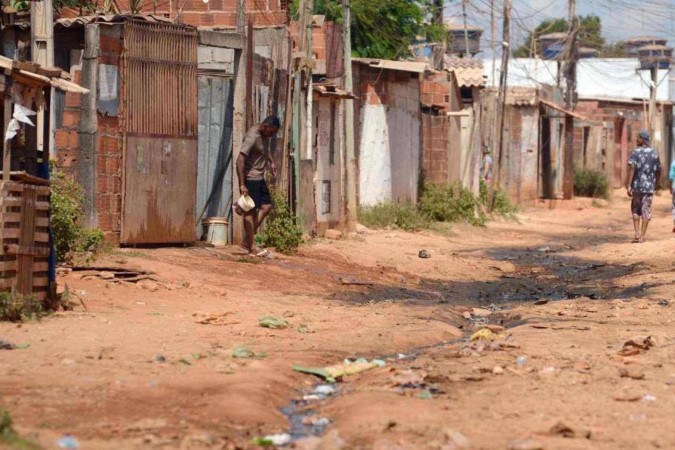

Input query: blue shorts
[245,179,272,209]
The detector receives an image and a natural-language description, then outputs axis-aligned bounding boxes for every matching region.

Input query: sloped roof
[0,56,88,93]
[444,56,485,87]
[505,87,538,105]
[352,58,432,74]
[55,14,174,27]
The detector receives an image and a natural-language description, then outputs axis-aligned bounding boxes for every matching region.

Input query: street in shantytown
[1,0,675,449]
[1,193,673,449]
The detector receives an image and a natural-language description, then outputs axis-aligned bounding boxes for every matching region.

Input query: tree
[293,0,441,60]
[513,15,605,58]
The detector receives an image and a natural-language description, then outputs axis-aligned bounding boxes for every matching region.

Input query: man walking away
[482,146,493,183]
[626,130,661,243]
[669,158,675,233]
[236,116,281,256]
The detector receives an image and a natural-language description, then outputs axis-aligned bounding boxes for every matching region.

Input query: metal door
[120,21,198,244]
[197,76,234,241]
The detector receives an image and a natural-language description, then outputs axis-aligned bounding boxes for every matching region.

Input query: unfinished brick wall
[421,113,450,184]
[95,28,124,236]
[55,68,83,175]
[72,0,289,27]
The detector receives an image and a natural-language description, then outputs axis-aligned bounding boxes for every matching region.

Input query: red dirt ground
[1,191,673,449]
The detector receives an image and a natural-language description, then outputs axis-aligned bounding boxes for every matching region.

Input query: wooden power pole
[490,0,511,211]
[343,0,357,232]
[563,0,578,199]
[648,64,658,142]
[31,0,55,159]
[432,0,445,70]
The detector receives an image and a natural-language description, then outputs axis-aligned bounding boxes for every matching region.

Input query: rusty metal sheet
[121,137,197,244]
[120,20,198,244]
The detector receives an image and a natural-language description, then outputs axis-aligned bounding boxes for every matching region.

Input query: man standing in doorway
[236,116,281,256]
[626,130,661,243]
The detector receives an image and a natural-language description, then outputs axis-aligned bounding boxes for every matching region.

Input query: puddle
[278,384,338,443]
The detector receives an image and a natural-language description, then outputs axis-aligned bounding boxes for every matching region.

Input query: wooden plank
[0,260,17,271]
[0,278,15,289]
[32,262,49,272]
[35,217,49,227]
[1,212,22,223]
[1,182,25,193]
[3,244,50,257]
[17,186,36,295]
[33,232,49,243]
[31,277,48,287]
[1,228,21,239]
[3,96,12,182]
[35,201,49,211]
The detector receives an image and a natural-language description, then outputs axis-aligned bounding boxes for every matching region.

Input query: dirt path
[1,192,673,449]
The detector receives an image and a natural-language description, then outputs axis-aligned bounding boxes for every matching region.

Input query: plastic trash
[314,384,336,396]
[516,356,527,367]
[56,435,80,449]
[251,433,291,447]
[258,316,290,329]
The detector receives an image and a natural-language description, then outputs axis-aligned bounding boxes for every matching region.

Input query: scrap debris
[293,358,385,383]
[70,266,157,284]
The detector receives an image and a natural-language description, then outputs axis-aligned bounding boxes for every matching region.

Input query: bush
[358,202,429,231]
[478,180,518,216]
[0,292,45,322]
[260,187,303,254]
[574,169,610,199]
[419,183,487,226]
[51,165,105,262]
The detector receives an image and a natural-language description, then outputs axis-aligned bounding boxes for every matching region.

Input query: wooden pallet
[0,180,50,300]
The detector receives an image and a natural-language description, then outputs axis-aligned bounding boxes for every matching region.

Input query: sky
[445,0,675,56]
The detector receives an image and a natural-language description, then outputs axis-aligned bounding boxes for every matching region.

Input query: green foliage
[261,187,303,254]
[419,183,487,226]
[0,409,39,449]
[0,292,46,322]
[479,180,518,216]
[358,202,429,231]
[51,165,105,263]
[574,168,610,199]
[293,0,433,60]
[513,15,605,57]
[600,40,627,57]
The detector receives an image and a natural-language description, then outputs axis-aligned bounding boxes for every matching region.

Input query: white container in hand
[236,194,255,212]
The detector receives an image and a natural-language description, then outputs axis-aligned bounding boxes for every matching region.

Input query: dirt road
[1,192,673,449]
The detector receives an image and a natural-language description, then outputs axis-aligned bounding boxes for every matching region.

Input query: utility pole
[648,63,657,142]
[343,0,357,232]
[236,0,245,35]
[563,0,578,199]
[462,0,470,57]
[490,0,496,83]
[31,0,55,159]
[490,0,510,211]
[432,0,445,70]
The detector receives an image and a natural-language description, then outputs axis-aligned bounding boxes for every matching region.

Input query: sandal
[631,237,640,244]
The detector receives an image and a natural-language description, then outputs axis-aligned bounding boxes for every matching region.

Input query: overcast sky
[445,0,675,55]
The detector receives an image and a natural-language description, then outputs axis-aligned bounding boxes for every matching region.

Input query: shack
[0,55,87,300]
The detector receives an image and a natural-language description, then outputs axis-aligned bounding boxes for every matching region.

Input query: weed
[0,292,46,322]
[478,180,518,216]
[51,164,105,263]
[261,187,304,254]
[419,183,487,226]
[574,169,610,199]
[358,202,429,231]
[0,410,40,449]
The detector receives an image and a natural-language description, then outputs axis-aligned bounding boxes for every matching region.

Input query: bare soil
[1,191,673,449]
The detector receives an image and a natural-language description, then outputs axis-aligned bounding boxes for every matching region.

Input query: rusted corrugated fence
[122,21,198,137]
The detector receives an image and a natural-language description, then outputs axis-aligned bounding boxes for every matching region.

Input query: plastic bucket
[202,217,229,247]
[236,194,256,212]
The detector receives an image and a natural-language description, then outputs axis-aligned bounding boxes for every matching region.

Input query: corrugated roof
[444,21,482,32]
[505,87,538,106]
[352,57,431,74]
[539,32,568,40]
[55,14,174,28]
[444,56,485,87]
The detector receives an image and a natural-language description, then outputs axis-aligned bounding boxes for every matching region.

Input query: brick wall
[71,0,290,27]
[96,28,124,237]
[421,113,450,184]
[55,69,82,175]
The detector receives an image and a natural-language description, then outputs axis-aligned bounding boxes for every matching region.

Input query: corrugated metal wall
[120,21,199,244]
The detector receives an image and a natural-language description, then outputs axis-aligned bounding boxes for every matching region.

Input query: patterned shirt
[628,146,661,193]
